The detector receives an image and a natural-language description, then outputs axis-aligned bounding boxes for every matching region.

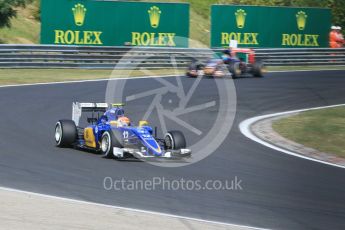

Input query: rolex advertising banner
[211,5,331,48]
[41,0,189,47]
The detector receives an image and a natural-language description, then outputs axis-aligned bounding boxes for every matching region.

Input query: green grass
[189,7,210,47]
[0,68,184,85]
[0,3,40,44]
[273,106,345,158]
[268,65,345,71]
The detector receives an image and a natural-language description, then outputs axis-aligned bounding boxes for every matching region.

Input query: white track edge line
[239,103,345,169]
[0,69,344,88]
[270,69,345,73]
[0,186,268,230]
[0,74,179,88]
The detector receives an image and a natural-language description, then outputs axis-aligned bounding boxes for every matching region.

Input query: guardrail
[255,48,345,66]
[0,45,344,69]
[0,45,212,69]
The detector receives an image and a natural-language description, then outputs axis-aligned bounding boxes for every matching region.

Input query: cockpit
[104,108,125,121]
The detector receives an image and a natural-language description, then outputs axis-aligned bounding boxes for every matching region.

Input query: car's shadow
[185,74,264,80]
[71,146,191,164]
[112,157,191,164]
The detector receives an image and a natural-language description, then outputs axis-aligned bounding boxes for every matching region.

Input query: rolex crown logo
[72,3,87,26]
[296,11,307,30]
[235,9,247,29]
[148,6,161,29]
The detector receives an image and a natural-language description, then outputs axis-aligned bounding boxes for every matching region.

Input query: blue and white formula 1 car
[54,103,191,160]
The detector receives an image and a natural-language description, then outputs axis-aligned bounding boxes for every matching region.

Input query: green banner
[41,0,189,47]
[211,5,331,48]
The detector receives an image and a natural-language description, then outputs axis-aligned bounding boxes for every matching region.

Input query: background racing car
[187,48,266,78]
[54,103,191,160]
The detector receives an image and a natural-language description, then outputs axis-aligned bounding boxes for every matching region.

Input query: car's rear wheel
[165,131,186,150]
[252,61,265,77]
[101,131,123,159]
[229,62,241,79]
[55,120,77,147]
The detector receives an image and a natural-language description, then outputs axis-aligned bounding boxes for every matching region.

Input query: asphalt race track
[0,70,345,230]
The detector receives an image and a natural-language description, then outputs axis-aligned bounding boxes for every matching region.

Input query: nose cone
[143,137,162,156]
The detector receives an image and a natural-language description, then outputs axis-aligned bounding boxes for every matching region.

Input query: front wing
[113,147,192,159]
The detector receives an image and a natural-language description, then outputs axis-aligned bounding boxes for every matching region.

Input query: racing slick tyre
[165,131,186,150]
[55,120,77,148]
[229,62,241,79]
[252,61,265,77]
[187,61,204,78]
[101,130,123,159]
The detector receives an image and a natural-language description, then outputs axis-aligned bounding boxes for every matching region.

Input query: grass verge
[0,3,40,44]
[268,65,345,71]
[272,106,345,158]
[0,69,184,85]
[0,66,343,86]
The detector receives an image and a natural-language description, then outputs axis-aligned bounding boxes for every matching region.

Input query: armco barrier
[0,45,344,69]
[0,45,211,69]
[255,48,345,66]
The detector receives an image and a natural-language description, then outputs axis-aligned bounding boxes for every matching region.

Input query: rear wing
[72,102,109,126]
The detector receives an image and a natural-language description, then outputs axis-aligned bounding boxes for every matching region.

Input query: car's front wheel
[165,131,186,150]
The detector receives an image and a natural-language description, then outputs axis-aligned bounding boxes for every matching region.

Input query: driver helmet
[223,49,231,55]
[118,116,131,127]
[105,108,117,121]
[100,115,108,123]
